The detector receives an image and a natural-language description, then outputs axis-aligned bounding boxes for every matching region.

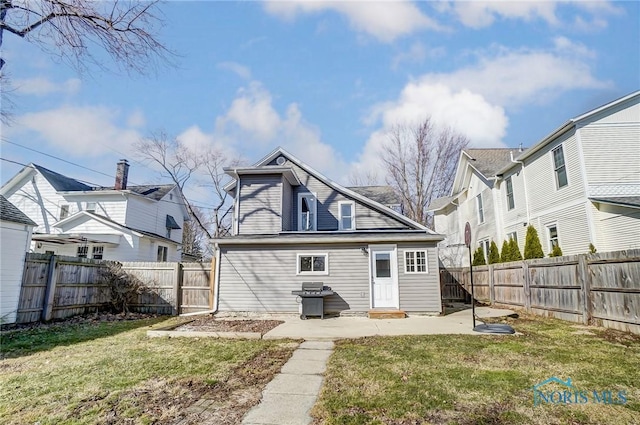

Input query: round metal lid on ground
[473,323,516,334]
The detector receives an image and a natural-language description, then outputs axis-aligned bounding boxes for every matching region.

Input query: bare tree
[348,168,380,186]
[0,0,170,73]
[382,118,469,228]
[134,131,238,256]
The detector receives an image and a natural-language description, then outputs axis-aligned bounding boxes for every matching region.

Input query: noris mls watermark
[533,377,627,406]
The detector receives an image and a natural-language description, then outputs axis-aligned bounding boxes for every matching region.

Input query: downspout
[511,151,531,226]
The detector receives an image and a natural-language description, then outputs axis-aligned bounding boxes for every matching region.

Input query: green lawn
[314,315,640,425]
[0,317,295,425]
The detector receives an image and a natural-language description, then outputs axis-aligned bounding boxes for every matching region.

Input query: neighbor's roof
[346,186,400,206]
[590,196,640,209]
[0,195,37,226]
[33,164,93,192]
[464,148,524,177]
[426,196,455,212]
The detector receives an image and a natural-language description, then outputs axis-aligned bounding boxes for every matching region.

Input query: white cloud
[217,61,252,80]
[16,106,141,157]
[127,109,146,128]
[12,77,81,96]
[392,42,445,70]
[444,0,623,30]
[418,42,609,107]
[264,1,443,42]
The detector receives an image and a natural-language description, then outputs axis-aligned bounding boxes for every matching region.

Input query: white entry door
[370,245,398,308]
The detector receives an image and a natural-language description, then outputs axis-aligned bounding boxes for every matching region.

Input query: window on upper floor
[59,204,69,220]
[338,201,355,231]
[476,194,485,224]
[297,253,328,275]
[157,245,168,262]
[405,250,428,273]
[552,145,568,189]
[505,177,515,210]
[298,193,317,231]
[92,246,104,260]
[77,245,88,258]
[85,202,96,212]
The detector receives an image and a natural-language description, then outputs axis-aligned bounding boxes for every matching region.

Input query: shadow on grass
[0,316,170,360]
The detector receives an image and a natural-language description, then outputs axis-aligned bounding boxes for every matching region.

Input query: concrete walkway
[242,340,334,425]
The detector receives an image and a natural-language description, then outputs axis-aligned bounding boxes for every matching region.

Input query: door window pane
[375,253,391,278]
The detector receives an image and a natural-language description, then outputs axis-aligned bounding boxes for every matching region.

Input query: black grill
[291,282,334,319]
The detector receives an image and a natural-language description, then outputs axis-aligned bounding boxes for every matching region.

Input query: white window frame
[59,204,70,220]
[507,231,518,244]
[505,177,515,210]
[404,250,428,274]
[552,145,568,189]
[85,202,96,212]
[92,246,104,260]
[296,253,329,275]
[298,192,317,231]
[157,245,168,262]
[338,201,356,231]
[546,223,560,252]
[476,194,485,224]
[77,245,88,258]
[479,239,490,263]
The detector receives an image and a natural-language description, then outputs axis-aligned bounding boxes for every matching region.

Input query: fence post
[41,255,58,321]
[522,261,531,312]
[578,254,592,325]
[488,265,495,305]
[173,262,183,316]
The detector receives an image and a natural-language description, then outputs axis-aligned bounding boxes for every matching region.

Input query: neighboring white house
[0,195,36,324]
[429,91,640,266]
[0,160,189,262]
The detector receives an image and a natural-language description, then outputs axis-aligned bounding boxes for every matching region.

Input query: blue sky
[1,1,639,209]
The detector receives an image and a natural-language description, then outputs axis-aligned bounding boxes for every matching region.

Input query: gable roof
[32,164,94,191]
[463,148,525,177]
[0,195,37,226]
[347,186,400,206]
[227,146,433,232]
[497,90,640,175]
[590,196,640,209]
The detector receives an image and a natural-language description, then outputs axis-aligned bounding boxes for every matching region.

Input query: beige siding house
[213,147,444,316]
[430,91,640,266]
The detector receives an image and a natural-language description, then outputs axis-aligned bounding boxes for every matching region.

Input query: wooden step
[368,309,406,319]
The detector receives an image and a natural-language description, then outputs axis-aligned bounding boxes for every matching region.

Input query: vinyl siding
[282,178,293,231]
[0,221,32,324]
[580,125,640,185]
[397,243,441,313]
[238,175,282,234]
[525,130,586,216]
[592,203,640,252]
[217,242,440,314]
[533,202,591,256]
[500,167,528,229]
[289,163,409,231]
[124,188,185,244]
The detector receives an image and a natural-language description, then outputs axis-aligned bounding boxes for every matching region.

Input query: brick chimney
[115,159,129,190]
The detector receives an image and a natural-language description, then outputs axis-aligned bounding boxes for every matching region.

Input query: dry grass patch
[0,317,296,424]
[314,314,640,425]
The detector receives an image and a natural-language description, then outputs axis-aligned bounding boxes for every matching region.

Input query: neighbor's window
[297,253,328,275]
[476,194,485,224]
[505,177,515,210]
[405,250,428,273]
[157,245,168,262]
[547,224,559,250]
[552,145,568,188]
[298,193,317,231]
[92,246,104,260]
[338,201,355,231]
[507,231,518,244]
[59,204,69,220]
[77,246,88,258]
[85,202,96,212]
[479,239,490,262]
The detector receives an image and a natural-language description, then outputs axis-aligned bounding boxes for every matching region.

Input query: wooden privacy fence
[442,249,640,334]
[15,254,214,324]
